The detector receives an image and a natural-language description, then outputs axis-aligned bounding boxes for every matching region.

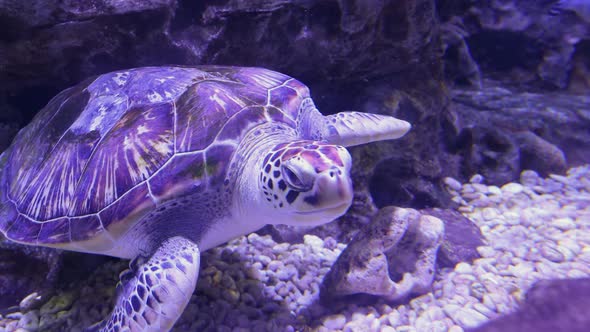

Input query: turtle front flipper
[325,112,411,147]
[86,237,200,332]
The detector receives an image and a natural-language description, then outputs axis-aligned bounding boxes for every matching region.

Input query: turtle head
[258,141,353,226]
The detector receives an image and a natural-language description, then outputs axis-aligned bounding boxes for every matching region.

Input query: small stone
[39,292,75,315]
[502,183,524,194]
[487,186,502,195]
[557,246,576,261]
[455,262,473,274]
[387,310,401,326]
[452,308,488,328]
[221,289,240,303]
[549,174,569,184]
[443,304,462,317]
[552,217,576,230]
[458,206,474,213]
[482,294,497,312]
[323,314,346,330]
[520,170,540,186]
[472,183,488,193]
[304,235,324,249]
[471,196,491,207]
[462,192,483,201]
[567,269,587,278]
[449,326,464,332]
[470,282,487,300]
[470,174,484,184]
[241,293,257,306]
[481,207,499,221]
[19,292,45,311]
[472,303,495,318]
[17,311,39,330]
[275,264,297,281]
[511,262,534,279]
[476,246,496,258]
[451,196,467,204]
[258,255,272,266]
[444,177,463,191]
[246,266,263,280]
[422,306,445,321]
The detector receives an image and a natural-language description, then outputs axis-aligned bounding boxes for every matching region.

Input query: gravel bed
[1,166,589,331]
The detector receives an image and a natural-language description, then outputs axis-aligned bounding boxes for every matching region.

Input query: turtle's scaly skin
[0,66,313,251]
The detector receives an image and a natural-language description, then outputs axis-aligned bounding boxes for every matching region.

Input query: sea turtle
[0,66,410,331]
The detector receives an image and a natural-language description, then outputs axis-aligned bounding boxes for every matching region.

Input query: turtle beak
[294,166,353,224]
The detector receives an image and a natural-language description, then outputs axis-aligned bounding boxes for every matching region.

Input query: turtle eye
[282,165,309,191]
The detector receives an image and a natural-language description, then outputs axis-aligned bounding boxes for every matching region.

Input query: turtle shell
[0,66,311,248]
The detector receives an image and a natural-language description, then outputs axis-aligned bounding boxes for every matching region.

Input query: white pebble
[258,255,272,266]
[511,262,534,279]
[472,183,489,193]
[455,262,473,274]
[472,302,495,318]
[470,174,484,184]
[502,183,524,194]
[552,217,576,230]
[558,239,581,255]
[452,308,488,328]
[557,246,577,261]
[422,306,445,321]
[488,185,502,195]
[323,314,346,330]
[444,177,463,192]
[476,246,496,258]
[303,235,324,249]
[481,207,499,220]
[549,174,569,184]
[19,292,42,311]
[482,294,497,312]
[449,326,464,332]
[443,304,462,316]
[387,310,401,326]
[566,267,587,278]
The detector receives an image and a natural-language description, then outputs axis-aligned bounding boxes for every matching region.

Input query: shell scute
[99,182,155,234]
[175,81,246,153]
[16,129,100,220]
[70,215,102,241]
[87,67,213,105]
[38,218,70,244]
[268,84,307,120]
[266,106,297,128]
[6,215,41,243]
[0,205,17,236]
[204,145,234,188]
[148,153,206,201]
[226,67,292,90]
[216,106,267,142]
[7,84,90,206]
[70,102,174,215]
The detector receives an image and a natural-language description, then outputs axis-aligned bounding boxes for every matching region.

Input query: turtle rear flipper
[86,237,200,332]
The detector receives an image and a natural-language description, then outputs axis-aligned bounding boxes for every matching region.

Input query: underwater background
[0,0,589,331]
